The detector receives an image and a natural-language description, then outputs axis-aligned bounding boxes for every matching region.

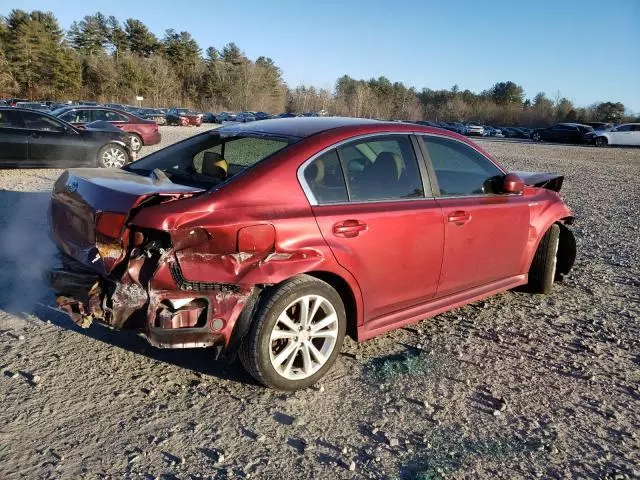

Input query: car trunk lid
[50,168,203,275]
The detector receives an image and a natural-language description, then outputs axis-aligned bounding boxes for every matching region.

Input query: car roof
[54,105,124,111]
[217,116,386,139]
[0,106,53,114]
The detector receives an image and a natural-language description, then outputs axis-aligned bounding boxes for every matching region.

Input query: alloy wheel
[102,147,127,168]
[268,294,339,380]
[130,135,142,152]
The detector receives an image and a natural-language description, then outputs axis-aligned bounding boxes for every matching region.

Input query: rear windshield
[126,130,294,189]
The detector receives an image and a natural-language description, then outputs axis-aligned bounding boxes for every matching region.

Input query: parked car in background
[584,122,613,130]
[0,107,132,168]
[412,121,438,128]
[585,123,640,147]
[465,124,484,136]
[512,127,531,139]
[500,127,520,138]
[6,98,28,107]
[51,106,161,152]
[202,112,217,123]
[46,117,576,390]
[483,126,501,136]
[531,123,593,144]
[216,112,237,122]
[236,112,256,122]
[15,102,50,112]
[277,113,298,118]
[254,111,273,121]
[166,108,203,126]
[135,108,167,125]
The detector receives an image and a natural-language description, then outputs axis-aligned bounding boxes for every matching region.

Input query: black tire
[528,224,560,294]
[97,143,129,168]
[239,274,346,390]
[532,132,542,142]
[594,136,607,148]
[129,133,143,152]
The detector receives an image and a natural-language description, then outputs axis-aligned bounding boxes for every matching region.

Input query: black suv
[531,123,594,144]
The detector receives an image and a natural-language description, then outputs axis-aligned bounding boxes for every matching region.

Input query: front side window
[60,109,92,124]
[615,124,633,132]
[337,135,424,202]
[21,112,66,132]
[421,136,503,196]
[303,150,348,204]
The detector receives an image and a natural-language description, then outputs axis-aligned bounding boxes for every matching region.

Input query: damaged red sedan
[48,117,576,390]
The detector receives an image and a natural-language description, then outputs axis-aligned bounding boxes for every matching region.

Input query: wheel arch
[526,215,574,273]
[305,270,359,341]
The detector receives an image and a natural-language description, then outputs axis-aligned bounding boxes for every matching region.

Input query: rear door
[0,110,29,166]
[20,111,88,167]
[302,134,445,322]
[630,125,640,146]
[418,134,530,297]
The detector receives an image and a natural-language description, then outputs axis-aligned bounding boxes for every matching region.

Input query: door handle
[29,131,41,138]
[447,210,471,226]
[333,219,367,238]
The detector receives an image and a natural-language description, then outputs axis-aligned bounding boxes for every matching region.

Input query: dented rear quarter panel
[129,132,369,326]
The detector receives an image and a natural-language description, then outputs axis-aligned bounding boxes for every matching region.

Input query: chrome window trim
[297,131,431,206]
[297,130,514,206]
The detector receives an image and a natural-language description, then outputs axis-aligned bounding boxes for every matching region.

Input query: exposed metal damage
[48,215,324,352]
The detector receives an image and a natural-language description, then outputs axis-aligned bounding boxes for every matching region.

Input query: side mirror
[502,173,524,194]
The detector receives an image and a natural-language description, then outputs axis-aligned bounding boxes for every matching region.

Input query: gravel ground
[0,127,639,480]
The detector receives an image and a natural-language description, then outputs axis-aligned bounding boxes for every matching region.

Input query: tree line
[0,9,634,126]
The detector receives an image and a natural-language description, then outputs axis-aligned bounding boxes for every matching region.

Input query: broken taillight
[96,212,127,239]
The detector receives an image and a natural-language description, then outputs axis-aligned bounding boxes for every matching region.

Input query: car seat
[202,151,228,180]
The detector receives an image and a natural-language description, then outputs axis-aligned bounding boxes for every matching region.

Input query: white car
[465,124,485,136]
[591,123,640,147]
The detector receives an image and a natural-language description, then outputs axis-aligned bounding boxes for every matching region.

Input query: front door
[20,111,88,167]
[418,134,530,297]
[301,134,445,322]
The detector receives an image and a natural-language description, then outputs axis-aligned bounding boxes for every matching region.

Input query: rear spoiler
[513,171,564,192]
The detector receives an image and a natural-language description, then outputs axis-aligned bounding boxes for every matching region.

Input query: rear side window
[60,109,91,124]
[304,150,348,204]
[0,110,19,128]
[616,125,633,132]
[337,135,424,202]
[421,136,503,196]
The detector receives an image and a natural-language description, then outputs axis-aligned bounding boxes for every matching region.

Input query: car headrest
[372,151,402,180]
[202,151,228,179]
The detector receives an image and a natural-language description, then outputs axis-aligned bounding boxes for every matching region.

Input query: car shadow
[0,188,257,387]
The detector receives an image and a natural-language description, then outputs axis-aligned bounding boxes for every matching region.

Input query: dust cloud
[0,188,57,316]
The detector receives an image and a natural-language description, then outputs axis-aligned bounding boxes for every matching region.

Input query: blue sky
[6,0,640,112]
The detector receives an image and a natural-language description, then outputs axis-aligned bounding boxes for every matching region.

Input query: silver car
[466,124,485,136]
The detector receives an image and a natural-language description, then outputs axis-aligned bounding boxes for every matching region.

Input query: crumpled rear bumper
[46,251,255,350]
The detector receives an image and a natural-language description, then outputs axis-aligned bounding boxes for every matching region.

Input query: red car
[166,108,203,126]
[51,106,161,152]
[47,118,576,390]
